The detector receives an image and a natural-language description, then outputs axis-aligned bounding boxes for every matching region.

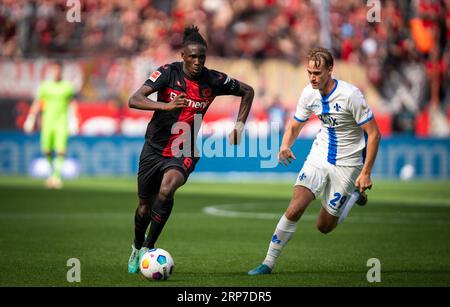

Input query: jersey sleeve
[209,70,241,96]
[293,89,312,123]
[144,65,170,91]
[35,83,45,100]
[349,89,374,126]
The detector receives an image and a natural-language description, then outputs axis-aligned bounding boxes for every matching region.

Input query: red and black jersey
[143,62,241,158]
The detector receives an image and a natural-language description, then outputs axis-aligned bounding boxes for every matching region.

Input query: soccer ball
[400,164,415,181]
[140,248,174,281]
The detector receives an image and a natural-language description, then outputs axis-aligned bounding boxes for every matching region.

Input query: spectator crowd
[1,0,449,135]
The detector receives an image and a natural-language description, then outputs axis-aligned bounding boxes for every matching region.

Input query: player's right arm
[279,87,311,165]
[24,84,44,133]
[128,85,187,111]
[129,65,187,111]
[278,119,306,166]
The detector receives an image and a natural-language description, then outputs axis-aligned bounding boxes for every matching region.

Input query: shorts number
[330,193,347,209]
[183,157,193,170]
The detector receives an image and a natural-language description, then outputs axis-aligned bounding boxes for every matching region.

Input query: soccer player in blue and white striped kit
[249,47,381,275]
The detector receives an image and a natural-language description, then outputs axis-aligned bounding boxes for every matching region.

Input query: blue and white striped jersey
[294,79,374,166]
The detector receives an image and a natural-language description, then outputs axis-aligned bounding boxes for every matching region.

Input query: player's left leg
[355,190,368,206]
[316,207,339,234]
[47,152,65,189]
[318,165,362,230]
[50,127,69,189]
[142,168,186,249]
[41,125,55,188]
[338,191,361,224]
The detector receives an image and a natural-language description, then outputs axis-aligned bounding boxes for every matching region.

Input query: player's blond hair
[308,47,334,69]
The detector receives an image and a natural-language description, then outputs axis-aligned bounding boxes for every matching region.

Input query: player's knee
[285,201,308,221]
[158,185,175,202]
[316,222,334,234]
[152,193,174,223]
[285,207,303,221]
[138,198,152,215]
[137,206,148,217]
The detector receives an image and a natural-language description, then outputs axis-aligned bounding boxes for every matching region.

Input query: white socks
[263,214,297,269]
[337,191,360,224]
[261,192,359,269]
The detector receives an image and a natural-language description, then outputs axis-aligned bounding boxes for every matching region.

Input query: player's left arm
[69,95,80,134]
[355,118,381,193]
[229,81,254,145]
[65,83,80,134]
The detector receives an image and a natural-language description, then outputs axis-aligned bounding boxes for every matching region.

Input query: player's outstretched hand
[23,115,35,134]
[278,147,296,166]
[229,129,241,145]
[166,93,188,111]
[229,122,244,145]
[355,173,372,193]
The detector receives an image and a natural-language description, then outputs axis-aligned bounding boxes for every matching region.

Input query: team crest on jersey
[149,70,161,82]
[202,88,212,97]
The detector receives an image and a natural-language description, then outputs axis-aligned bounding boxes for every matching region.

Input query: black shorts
[137,143,199,199]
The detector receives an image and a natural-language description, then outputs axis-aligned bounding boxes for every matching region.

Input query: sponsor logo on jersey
[318,114,338,127]
[169,92,211,109]
[149,71,161,82]
[186,99,210,109]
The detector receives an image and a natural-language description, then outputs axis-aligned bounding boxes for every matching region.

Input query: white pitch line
[202,203,450,225]
[0,212,127,220]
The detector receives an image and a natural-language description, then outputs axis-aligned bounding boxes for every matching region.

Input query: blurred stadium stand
[0,0,449,179]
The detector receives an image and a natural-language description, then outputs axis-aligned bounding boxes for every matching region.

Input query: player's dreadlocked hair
[183,25,207,48]
[308,47,334,69]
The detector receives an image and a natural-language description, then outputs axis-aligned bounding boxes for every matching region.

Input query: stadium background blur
[1,0,450,289]
[0,0,449,180]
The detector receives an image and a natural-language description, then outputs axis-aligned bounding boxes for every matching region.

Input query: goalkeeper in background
[24,61,78,189]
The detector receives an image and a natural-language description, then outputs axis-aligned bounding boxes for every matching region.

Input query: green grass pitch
[0,176,449,287]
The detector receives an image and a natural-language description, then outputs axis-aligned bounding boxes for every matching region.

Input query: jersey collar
[321,79,338,103]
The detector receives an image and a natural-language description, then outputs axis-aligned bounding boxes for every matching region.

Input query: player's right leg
[141,168,186,249]
[249,160,325,275]
[41,125,55,188]
[248,186,315,275]
[127,244,141,274]
[141,155,197,250]
[129,144,162,273]
[128,196,157,274]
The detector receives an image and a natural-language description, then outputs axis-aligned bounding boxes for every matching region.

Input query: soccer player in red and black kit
[127,25,254,273]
